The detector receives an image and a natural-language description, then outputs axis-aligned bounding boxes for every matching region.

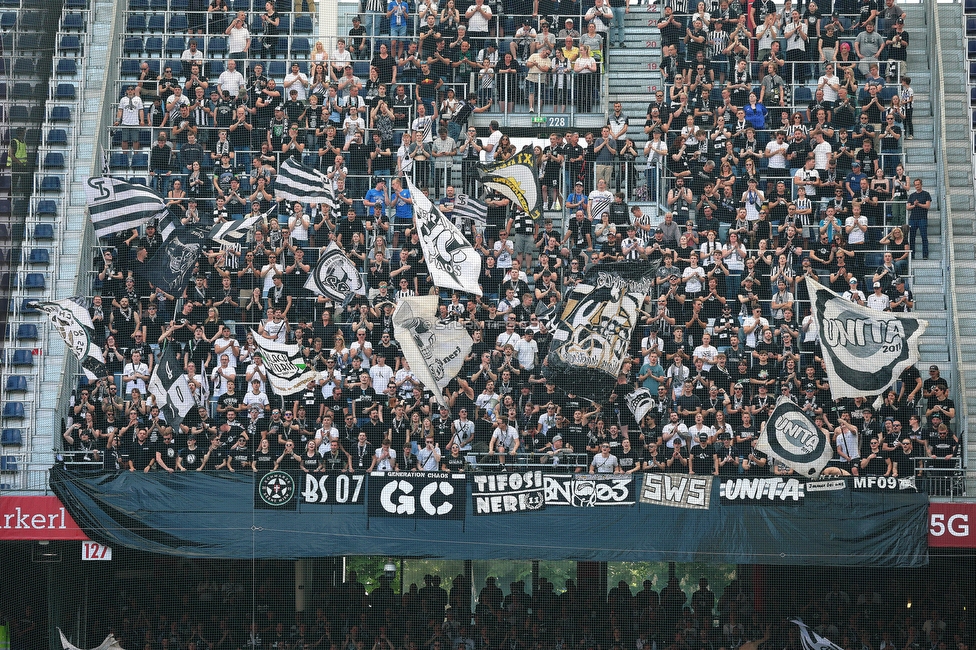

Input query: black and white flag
[33,298,107,380]
[407,176,482,296]
[757,396,833,478]
[275,157,337,206]
[393,296,473,407]
[454,193,488,226]
[134,225,208,294]
[85,177,168,239]
[304,242,366,301]
[625,388,654,423]
[544,261,659,402]
[477,151,543,220]
[250,331,320,396]
[805,276,928,399]
[790,620,845,650]
[147,345,195,428]
[209,214,264,248]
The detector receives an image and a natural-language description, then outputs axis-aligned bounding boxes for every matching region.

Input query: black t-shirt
[690,443,714,475]
[180,444,206,470]
[127,439,155,470]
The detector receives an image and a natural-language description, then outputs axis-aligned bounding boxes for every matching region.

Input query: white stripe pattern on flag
[275,158,337,206]
[85,177,168,238]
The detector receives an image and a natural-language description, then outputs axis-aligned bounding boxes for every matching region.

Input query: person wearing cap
[558,18,580,42]
[866,281,890,311]
[842,277,866,305]
[565,181,588,215]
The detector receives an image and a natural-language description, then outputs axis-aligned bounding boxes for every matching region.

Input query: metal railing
[931,0,968,480]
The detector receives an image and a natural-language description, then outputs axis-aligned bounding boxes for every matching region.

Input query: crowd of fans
[15,568,976,650]
[72,0,957,481]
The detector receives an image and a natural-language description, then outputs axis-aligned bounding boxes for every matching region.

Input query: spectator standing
[907,178,931,260]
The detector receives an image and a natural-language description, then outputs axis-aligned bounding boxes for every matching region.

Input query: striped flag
[154,212,181,241]
[209,213,264,247]
[454,193,487,226]
[85,177,168,239]
[275,157,336,206]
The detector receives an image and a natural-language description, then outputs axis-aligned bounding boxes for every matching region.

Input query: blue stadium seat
[278,15,290,33]
[34,224,55,240]
[18,33,39,51]
[121,59,141,76]
[43,153,66,169]
[276,38,290,57]
[150,0,167,8]
[35,200,58,217]
[968,0,976,14]
[292,38,311,58]
[0,204,9,220]
[126,13,148,31]
[206,59,224,77]
[268,61,286,78]
[12,82,30,99]
[24,273,46,290]
[47,129,68,146]
[60,34,82,55]
[28,249,50,265]
[22,11,43,29]
[39,176,62,193]
[147,13,165,31]
[352,61,370,78]
[66,0,88,7]
[62,13,85,30]
[294,15,313,34]
[0,12,15,29]
[124,37,144,56]
[130,0,150,8]
[208,36,227,55]
[13,58,33,76]
[50,105,71,122]
[145,36,163,55]
[165,37,185,56]
[10,350,33,367]
[110,152,130,170]
[171,0,187,9]
[9,105,28,122]
[1,429,23,446]
[129,177,148,186]
[16,324,38,341]
[970,39,976,59]
[131,151,149,169]
[57,59,79,76]
[20,300,38,314]
[0,456,19,472]
[56,83,77,100]
[968,17,976,35]
[169,14,188,32]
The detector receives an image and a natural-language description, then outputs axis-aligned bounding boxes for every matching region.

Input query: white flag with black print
[85,177,168,239]
[393,296,473,408]
[275,157,337,206]
[757,397,833,478]
[625,388,654,423]
[805,276,928,399]
[790,620,845,650]
[406,176,483,296]
[454,193,488,226]
[250,331,320,396]
[33,298,107,380]
[209,213,265,248]
[147,345,195,428]
[304,242,367,301]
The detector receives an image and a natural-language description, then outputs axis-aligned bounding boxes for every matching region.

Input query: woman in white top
[311,40,327,62]
[643,129,668,199]
[287,202,310,243]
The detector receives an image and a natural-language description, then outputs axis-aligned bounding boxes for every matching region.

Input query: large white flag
[304,242,367,301]
[85,177,168,238]
[406,176,482,296]
[250,331,320,396]
[393,296,473,408]
[758,397,833,478]
[59,629,127,650]
[147,345,195,428]
[33,298,107,380]
[790,620,845,650]
[805,276,928,399]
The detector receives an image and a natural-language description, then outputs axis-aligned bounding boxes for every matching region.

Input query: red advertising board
[928,502,976,548]
[0,496,88,540]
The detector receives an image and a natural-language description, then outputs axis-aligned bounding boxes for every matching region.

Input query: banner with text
[543,474,636,507]
[472,471,546,515]
[640,474,713,510]
[367,472,467,520]
[719,477,805,505]
[0,496,88,541]
[301,473,367,505]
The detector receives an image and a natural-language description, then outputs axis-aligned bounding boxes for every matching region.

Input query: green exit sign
[531,115,546,124]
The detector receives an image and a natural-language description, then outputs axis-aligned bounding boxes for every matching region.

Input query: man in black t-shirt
[127,428,155,472]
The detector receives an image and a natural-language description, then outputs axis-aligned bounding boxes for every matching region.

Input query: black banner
[367,472,467,520]
[301,473,367,504]
[254,470,299,510]
[719,477,805,505]
[543,474,636,507]
[471,471,546,515]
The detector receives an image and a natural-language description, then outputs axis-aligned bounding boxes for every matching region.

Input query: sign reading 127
[82,541,112,561]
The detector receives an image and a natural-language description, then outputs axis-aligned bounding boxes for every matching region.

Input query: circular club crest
[258,470,296,507]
